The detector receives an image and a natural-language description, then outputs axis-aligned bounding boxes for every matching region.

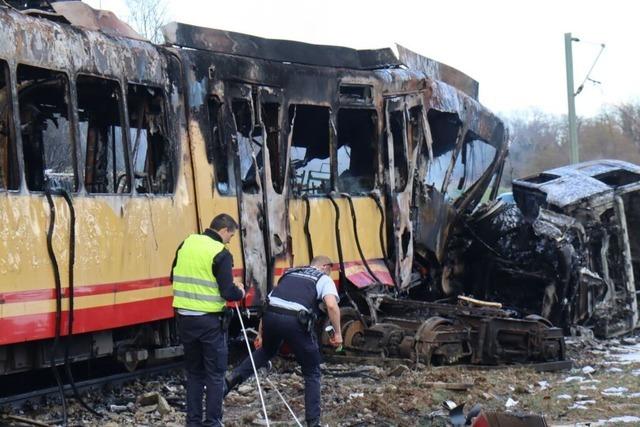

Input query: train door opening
[227,84,287,304]
[383,94,429,290]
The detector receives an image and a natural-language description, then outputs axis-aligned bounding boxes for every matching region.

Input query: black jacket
[170,229,243,301]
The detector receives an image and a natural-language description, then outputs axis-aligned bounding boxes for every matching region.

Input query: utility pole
[565,33,579,164]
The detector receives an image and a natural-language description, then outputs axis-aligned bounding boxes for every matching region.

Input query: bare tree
[125,0,168,44]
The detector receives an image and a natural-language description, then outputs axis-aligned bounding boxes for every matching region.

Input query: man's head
[310,255,333,276]
[209,214,239,244]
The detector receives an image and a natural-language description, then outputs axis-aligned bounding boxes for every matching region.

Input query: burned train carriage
[0,3,562,376]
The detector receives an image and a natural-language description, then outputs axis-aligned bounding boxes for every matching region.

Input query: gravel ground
[2,332,639,426]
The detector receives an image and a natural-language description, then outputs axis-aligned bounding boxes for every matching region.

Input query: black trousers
[230,310,322,422]
[179,313,227,427]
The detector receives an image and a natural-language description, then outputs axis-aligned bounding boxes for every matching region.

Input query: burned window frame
[424,109,462,193]
[126,82,175,195]
[231,96,263,195]
[206,95,236,195]
[260,99,284,194]
[336,107,378,195]
[76,73,130,195]
[287,103,332,198]
[16,63,78,193]
[0,58,19,191]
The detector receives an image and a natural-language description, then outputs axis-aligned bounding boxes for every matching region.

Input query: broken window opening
[262,102,283,194]
[17,64,76,192]
[288,105,331,197]
[339,84,372,104]
[127,84,174,194]
[206,97,236,195]
[337,108,377,194]
[425,110,461,192]
[464,139,497,191]
[0,59,18,190]
[446,136,498,200]
[522,173,560,184]
[233,98,262,194]
[593,170,640,187]
[77,75,128,194]
[388,110,408,193]
[408,106,425,158]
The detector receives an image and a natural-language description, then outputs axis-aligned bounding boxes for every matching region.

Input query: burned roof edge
[162,21,402,70]
[397,44,479,100]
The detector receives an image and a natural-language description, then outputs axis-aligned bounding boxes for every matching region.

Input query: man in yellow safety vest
[171,213,245,427]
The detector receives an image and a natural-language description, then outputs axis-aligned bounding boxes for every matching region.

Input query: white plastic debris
[581,366,595,375]
[537,381,549,390]
[563,376,585,383]
[505,398,518,408]
[348,392,364,399]
[556,394,572,400]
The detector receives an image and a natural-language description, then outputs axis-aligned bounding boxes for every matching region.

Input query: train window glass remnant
[446,146,465,199]
[463,139,497,191]
[262,102,283,194]
[288,105,330,196]
[127,84,173,194]
[17,65,76,192]
[426,110,461,191]
[337,109,376,193]
[206,97,234,195]
[77,76,128,194]
[388,110,408,192]
[0,60,18,190]
[233,99,261,194]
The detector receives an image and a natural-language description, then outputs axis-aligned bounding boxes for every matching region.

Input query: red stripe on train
[0,267,250,304]
[0,296,175,346]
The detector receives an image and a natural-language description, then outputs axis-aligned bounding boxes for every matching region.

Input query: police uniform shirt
[268,270,339,313]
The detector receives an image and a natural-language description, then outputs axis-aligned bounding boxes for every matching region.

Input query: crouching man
[225,255,342,427]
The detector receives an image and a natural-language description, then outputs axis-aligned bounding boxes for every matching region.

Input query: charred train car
[0,2,564,376]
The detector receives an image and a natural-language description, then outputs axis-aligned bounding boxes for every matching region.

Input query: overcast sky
[88,0,639,118]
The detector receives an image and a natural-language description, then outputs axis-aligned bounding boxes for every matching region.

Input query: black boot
[223,373,242,397]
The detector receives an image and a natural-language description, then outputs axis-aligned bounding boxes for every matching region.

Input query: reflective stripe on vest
[172,234,226,313]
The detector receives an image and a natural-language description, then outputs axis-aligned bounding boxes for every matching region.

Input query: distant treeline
[500,101,640,184]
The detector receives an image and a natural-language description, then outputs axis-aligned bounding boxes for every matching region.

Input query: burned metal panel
[396,44,479,100]
[163,22,401,70]
[0,8,165,86]
[50,1,145,41]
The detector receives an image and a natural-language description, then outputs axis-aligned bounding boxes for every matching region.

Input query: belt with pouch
[266,304,316,332]
[266,305,304,316]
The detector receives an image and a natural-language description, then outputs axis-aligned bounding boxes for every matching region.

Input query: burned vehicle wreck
[460,160,640,338]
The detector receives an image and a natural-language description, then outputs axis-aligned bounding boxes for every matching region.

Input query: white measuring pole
[234,303,270,426]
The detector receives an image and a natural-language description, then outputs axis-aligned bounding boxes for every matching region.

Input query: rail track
[0,361,184,411]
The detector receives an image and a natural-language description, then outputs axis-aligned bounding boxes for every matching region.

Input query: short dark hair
[210,214,238,232]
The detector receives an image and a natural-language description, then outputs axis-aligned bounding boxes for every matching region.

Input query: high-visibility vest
[172,234,226,313]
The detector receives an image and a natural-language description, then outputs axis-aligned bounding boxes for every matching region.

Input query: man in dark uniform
[224,255,343,427]
[171,213,245,427]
